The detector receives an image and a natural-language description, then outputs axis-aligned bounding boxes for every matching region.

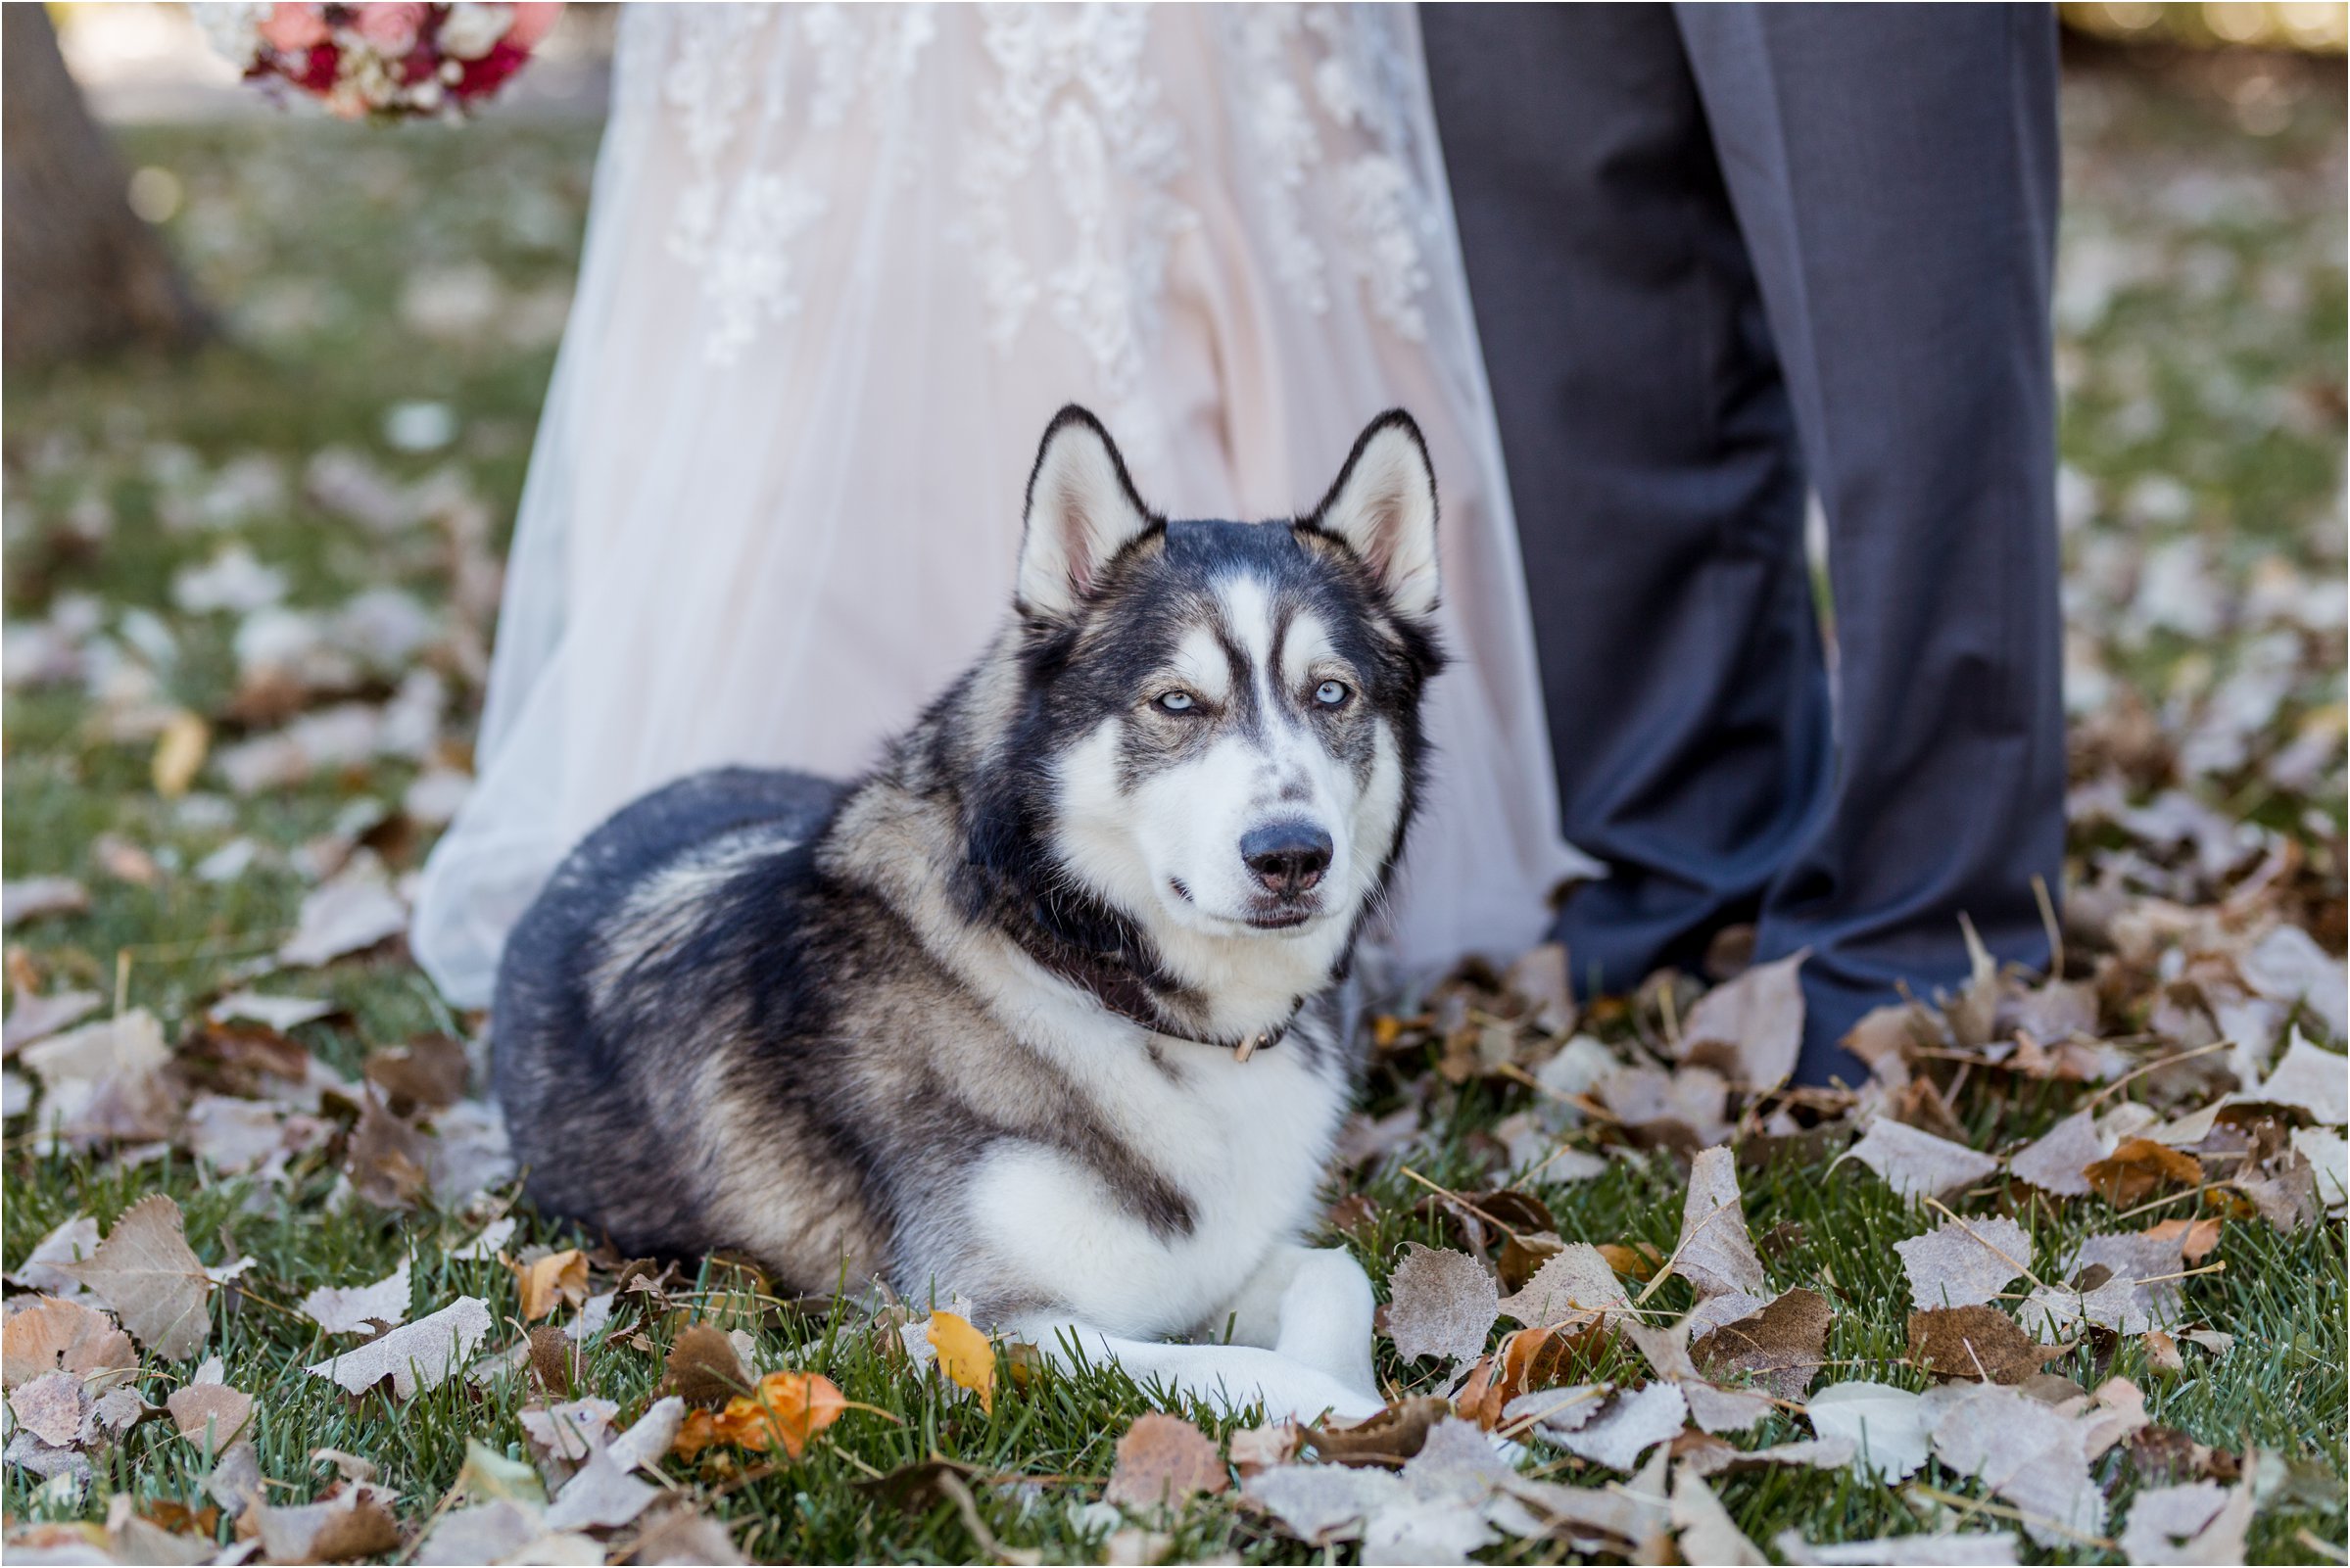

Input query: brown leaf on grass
[1691,1288,1832,1402]
[167,1381,255,1449]
[2085,1138,2204,1206]
[510,1249,590,1323]
[2144,1215,2223,1262]
[1674,1146,1765,1300]
[300,1260,411,1337]
[2009,1110,2103,1197]
[345,1091,432,1211]
[362,1034,468,1111]
[2,1296,136,1390]
[1384,1244,1499,1365]
[1623,1318,1775,1435]
[1842,1118,1999,1202]
[630,1503,748,1566]
[527,1324,574,1395]
[1105,1412,1228,1511]
[664,1321,747,1408]
[1906,1306,2067,1384]
[247,1485,402,1563]
[1597,1063,1733,1149]
[1677,950,1806,1091]
[57,1195,212,1361]
[10,1370,90,1447]
[1894,1215,2035,1310]
[1455,1324,1607,1429]
[1496,1243,1630,1333]
[1302,1396,1452,1466]
[305,1297,492,1398]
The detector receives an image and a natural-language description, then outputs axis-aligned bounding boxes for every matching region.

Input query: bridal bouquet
[199,4,561,119]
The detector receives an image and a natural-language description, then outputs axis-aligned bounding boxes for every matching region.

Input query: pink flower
[507,3,562,49]
[258,4,330,52]
[354,3,429,55]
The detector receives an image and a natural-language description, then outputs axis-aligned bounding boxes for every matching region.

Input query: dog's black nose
[1241,821,1333,896]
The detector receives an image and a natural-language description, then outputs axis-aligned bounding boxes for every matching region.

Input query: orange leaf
[709,1371,846,1458]
[508,1249,589,1322]
[927,1311,995,1415]
[2085,1140,2202,1208]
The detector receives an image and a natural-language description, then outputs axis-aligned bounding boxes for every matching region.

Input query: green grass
[5,50,2345,1565]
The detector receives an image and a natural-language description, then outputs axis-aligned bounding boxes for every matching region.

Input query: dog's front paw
[1272,1247,1378,1400]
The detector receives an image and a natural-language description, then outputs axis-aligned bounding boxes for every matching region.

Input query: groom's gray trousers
[1421,5,2065,1084]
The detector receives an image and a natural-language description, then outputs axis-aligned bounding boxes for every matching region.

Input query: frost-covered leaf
[1385,1244,1499,1365]
[1774,1529,2021,1565]
[1494,1243,1626,1333]
[2008,1110,2103,1197]
[2245,1029,2347,1124]
[1894,1215,2034,1310]
[2018,1229,2184,1340]
[1677,951,1805,1091]
[1,988,101,1054]
[302,1260,412,1336]
[2,878,90,928]
[2120,1479,2254,1565]
[2237,927,2347,1040]
[1244,1463,1406,1545]
[277,851,408,969]
[305,1296,491,1399]
[1105,1413,1227,1512]
[19,1010,178,1148]
[10,1371,89,1448]
[2293,1125,2346,1210]
[1551,1381,1687,1472]
[249,1484,402,1563]
[545,1399,684,1532]
[450,1216,518,1261]
[1842,1118,1999,1201]
[56,1195,211,1361]
[1919,1381,2104,1547]
[166,1380,254,1449]
[4,1215,101,1298]
[208,990,335,1031]
[1673,1146,1765,1300]
[1669,1464,1765,1565]
[1803,1381,1930,1481]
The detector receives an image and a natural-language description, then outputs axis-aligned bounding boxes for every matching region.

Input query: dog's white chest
[962,1022,1348,1338]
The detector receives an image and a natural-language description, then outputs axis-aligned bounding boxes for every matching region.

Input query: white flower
[191,2,272,70]
[436,3,514,61]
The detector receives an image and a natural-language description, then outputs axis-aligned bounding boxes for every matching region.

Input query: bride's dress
[412,2,1591,1008]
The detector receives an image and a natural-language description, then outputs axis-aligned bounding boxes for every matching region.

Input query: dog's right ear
[1019,406,1156,621]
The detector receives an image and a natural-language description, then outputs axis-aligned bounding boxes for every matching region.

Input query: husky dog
[494,406,1444,1418]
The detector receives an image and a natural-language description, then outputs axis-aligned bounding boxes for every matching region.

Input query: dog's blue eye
[1156,690,1196,713]
[1315,681,1351,707]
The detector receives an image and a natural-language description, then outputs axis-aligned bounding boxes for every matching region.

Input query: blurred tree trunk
[3,5,207,368]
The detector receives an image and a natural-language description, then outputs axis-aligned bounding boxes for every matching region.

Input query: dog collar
[1010,907,1300,1061]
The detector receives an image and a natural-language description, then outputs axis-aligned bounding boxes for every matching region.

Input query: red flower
[453,38,528,99]
[296,42,339,92]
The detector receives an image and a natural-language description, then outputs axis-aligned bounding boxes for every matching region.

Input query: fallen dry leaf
[926,1310,995,1415]
[1,1296,136,1390]
[2008,1110,2103,1198]
[1842,1118,2000,1202]
[1495,1243,1630,1333]
[2085,1138,2204,1206]
[1802,1380,1931,1481]
[1919,1379,2105,1546]
[277,851,408,969]
[10,1370,90,1447]
[1906,1305,2065,1384]
[1385,1243,1501,1366]
[2,877,90,928]
[167,1381,255,1449]
[546,1398,685,1531]
[151,710,211,798]
[305,1296,492,1398]
[1670,1462,1767,1565]
[1621,1318,1774,1434]
[1676,950,1806,1091]
[19,1009,178,1149]
[363,1034,468,1111]
[248,1485,402,1563]
[1691,1287,1832,1402]
[300,1260,412,1337]
[2144,1214,2224,1262]
[5,1214,101,1297]
[510,1248,590,1323]
[1674,1145,1766,1300]
[2120,1477,2255,1565]
[1550,1381,1688,1471]
[1304,1395,1453,1465]
[57,1194,212,1361]
[1,988,102,1054]
[664,1321,748,1408]
[1894,1214,2034,1310]
[1105,1412,1228,1512]
[1774,1528,2021,1565]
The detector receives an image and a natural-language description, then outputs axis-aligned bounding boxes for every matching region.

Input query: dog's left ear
[1019,406,1157,621]
[1308,411,1439,621]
